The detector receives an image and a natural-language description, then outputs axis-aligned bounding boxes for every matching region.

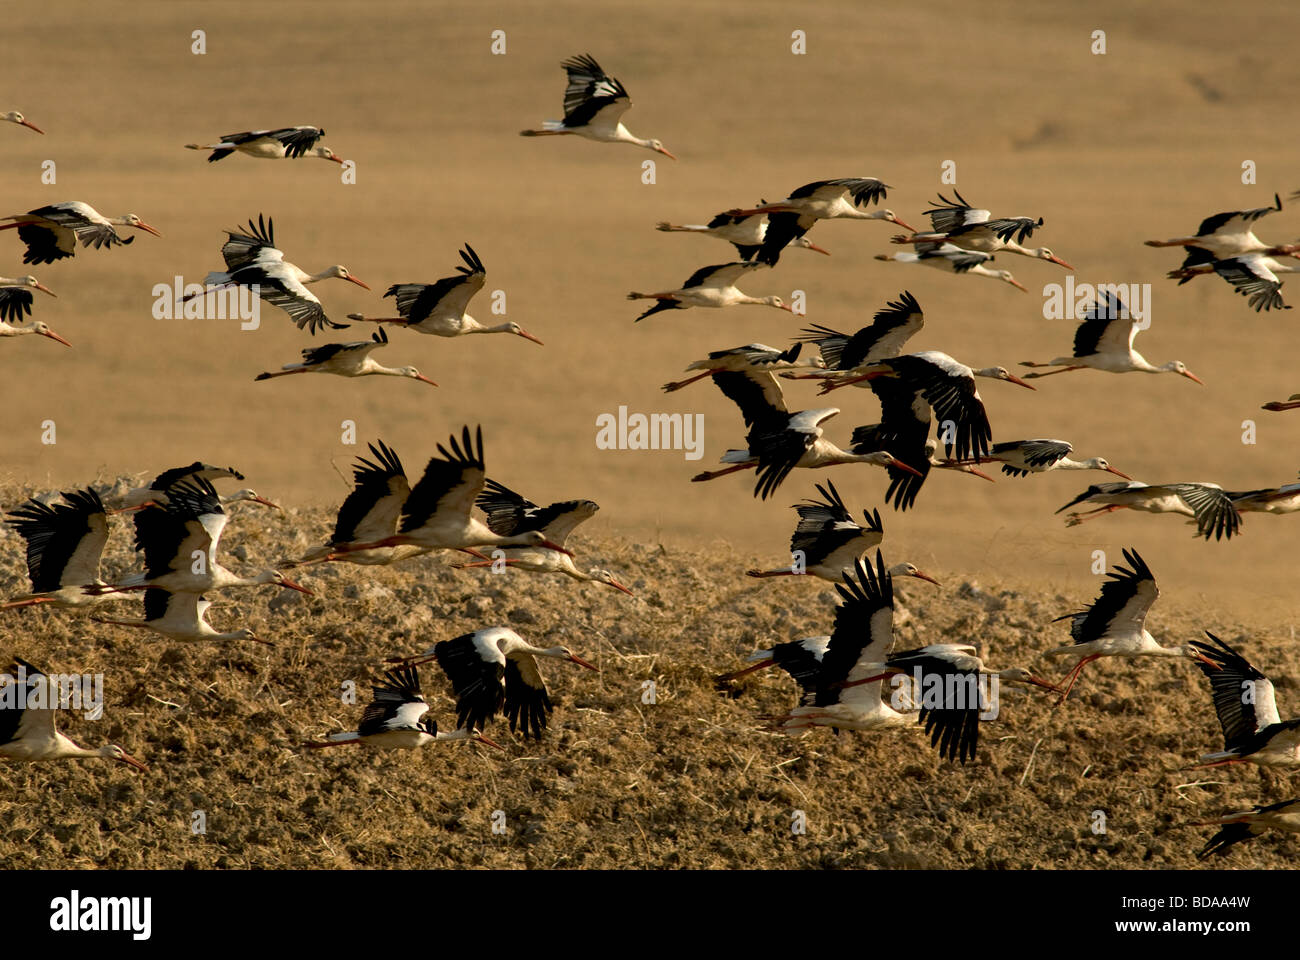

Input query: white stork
[0,659,147,771]
[1021,291,1203,383]
[727,179,915,266]
[1169,251,1300,312]
[689,369,923,500]
[0,202,161,265]
[972,439,1131,479]
[0,281,69,347]
[288,441,430,567]
[0,275,56,316]
[304,665,500,750]
[760,553,913,736]
[2,111,43,134]
[347,244,543,344]
[1228,479,1300,514]
[521,53,674,159]
[656,206,829,260]
[744,480,939,585]
[96,477,312,596]
[1190,632,1299,769]
[891,190,1072,269]
[785,291,926,385]
[451,478,633,595]
[715,635,830,689]
[1196,799,1300,859]
[185,126,345,164]
[1047,548,1219,703]
[182,214,368,335]
[1056,481,1241,540]
[819,351,1035,462]
[2,488,119,610]
[94,589,271,646]
[662,342,816,393]
[850,427,996,512]
[119,461,249,512]
[628,261,791,321]
[874,244,1028,292]
[254,328,437,387]
[842,643,1059,763]
[393,627,598,740]
[336,426,573,556]
[1145,194,1287,257]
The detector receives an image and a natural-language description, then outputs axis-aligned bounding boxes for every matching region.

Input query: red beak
[568,653,599,671]
[345,276,371,291]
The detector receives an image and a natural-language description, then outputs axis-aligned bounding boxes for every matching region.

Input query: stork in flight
[335,426,573,557]
[1190,632,1299,770]
[785,291,926,387]
[521,53,675,159]
[662,342,816,393]
[348,244,543,344]
[1056,481,1241,541]
[2,111,43,134]
[95,477,312,596]
[304,665,500,751]
[1227,478,1300,515]
[850,428,995,512]
[1145,194,1287,257]
[1047,548,1219,703]
[452,478,633,595]
[891,190,1072,269]
[182,214,368,335]
[1021,291,1203,383]
[656,205,830,260]
[968,439,1132,479]
[0,202,161,265]
[840,643,1059,763]
[1169,251,1300,312]
[287,441,431,568]
[759,552,913,737]
[2,488,120,610]
[629,261,791,321]
[0,275,68,346]
[391,627,598,740]
[185,126,345,164]
[726,179,915,266]
[0,659,147,771]
[744,480,939,586]
[254,328,437,387]
[819,351,1035,463]
[690,369,922,500]
[1196,799,1300,859]
[874,244,1028,292]
[94,589,272,646]
[119,461,250,512]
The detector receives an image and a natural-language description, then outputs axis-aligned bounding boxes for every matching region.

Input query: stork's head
[117,214,162,237]
[325,265,370,290]
[103,744,149,772]
[1035,248,1073,270]
[314,146,347,165]
[27,321,72,347]
[3,111,42,134]
[998,270,1028,292]
[590,569,634,595]
[647,139,675,160]
[503,321,544,345]
[396,366,439,387]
